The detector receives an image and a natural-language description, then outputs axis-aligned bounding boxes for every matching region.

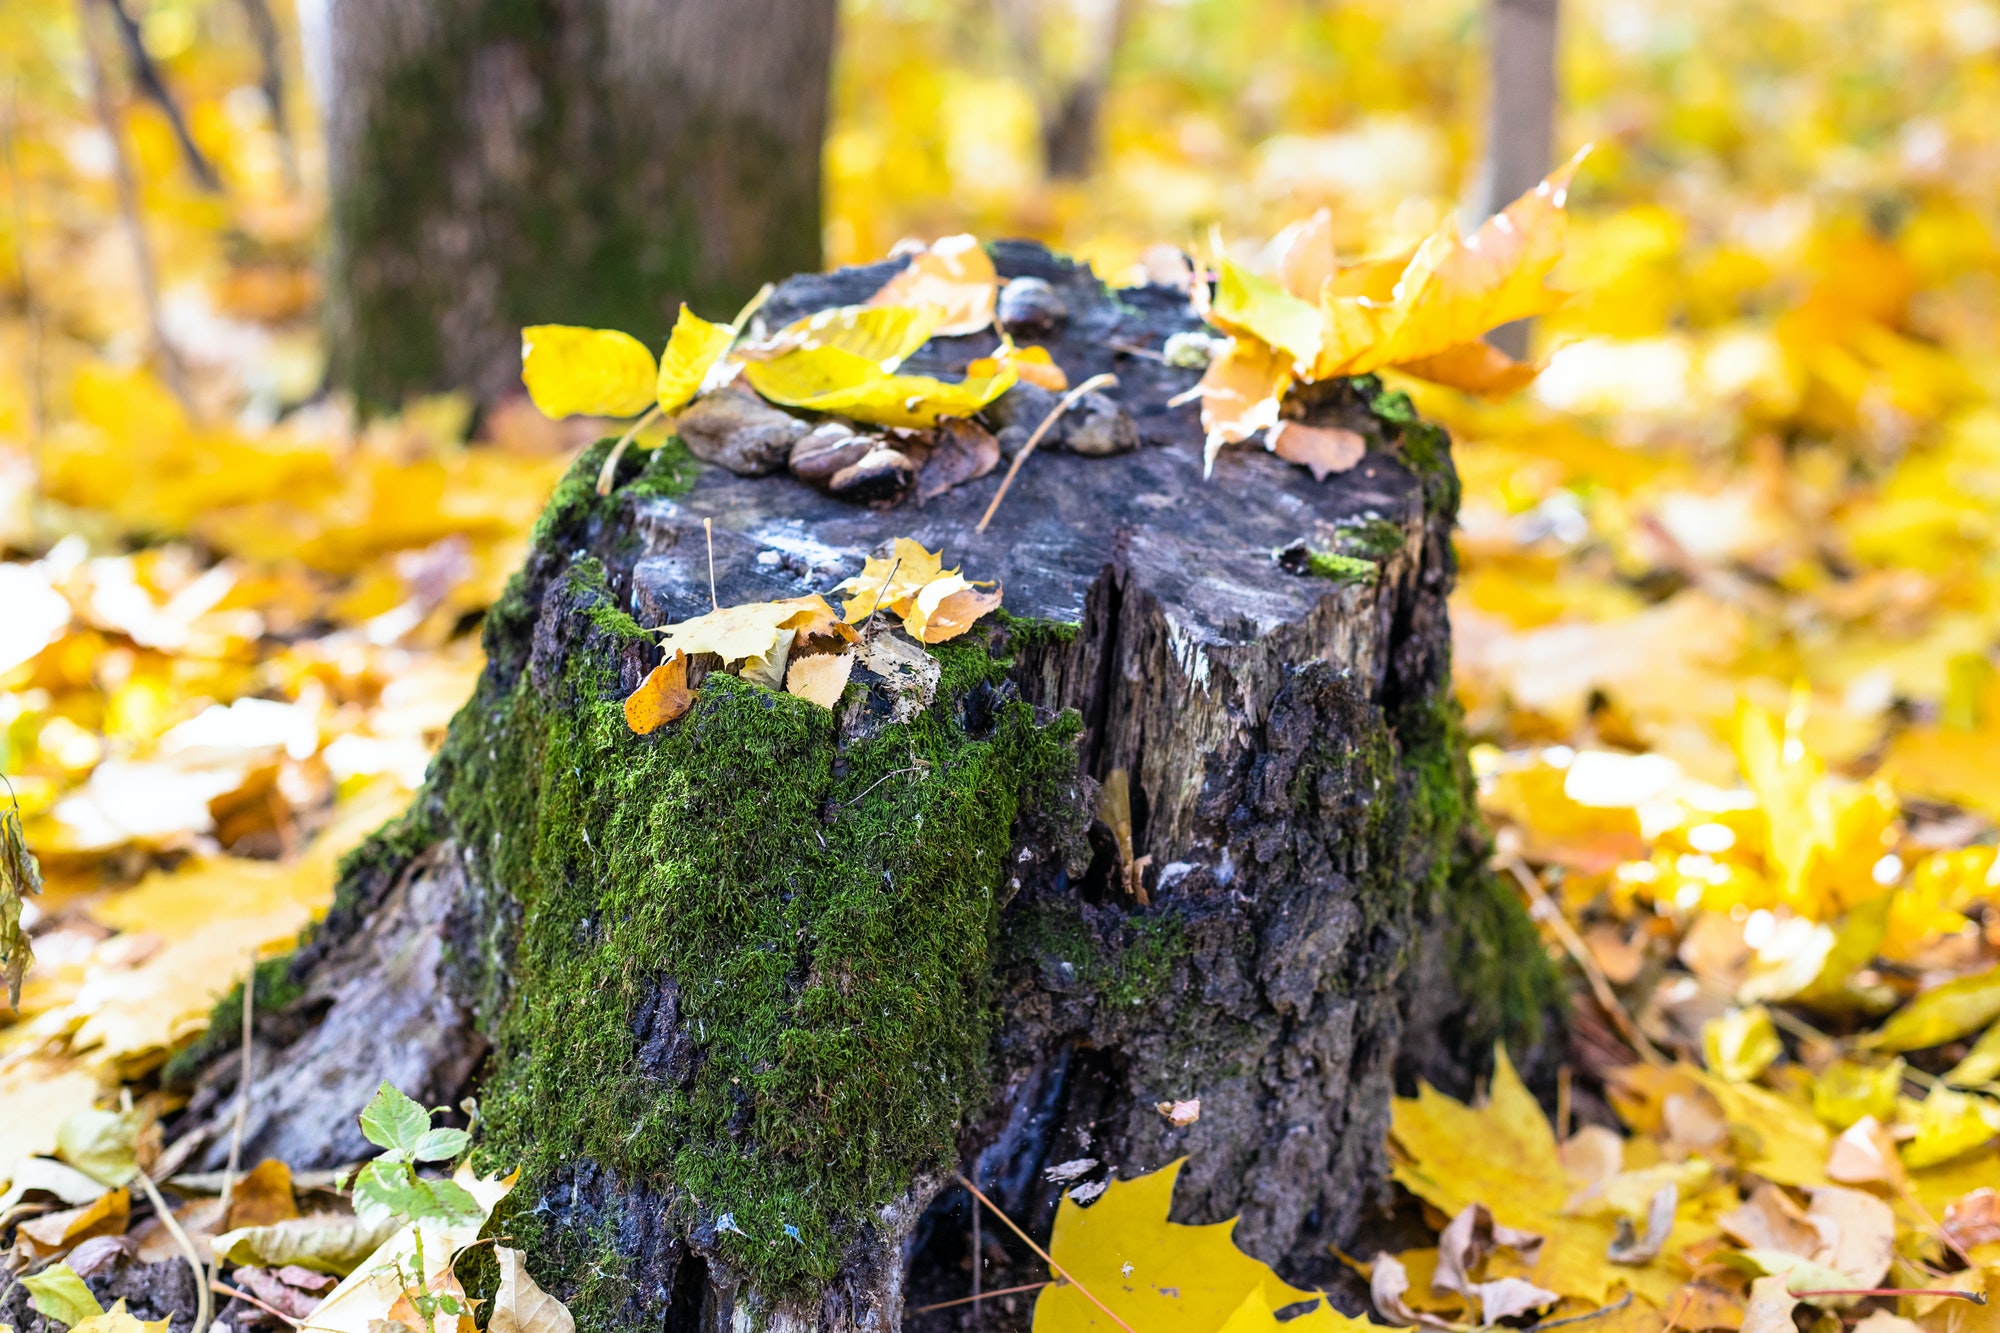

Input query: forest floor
[4,2,2000,1333]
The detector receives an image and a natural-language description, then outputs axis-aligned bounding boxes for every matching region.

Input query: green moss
[1333,518,1407,562]
[995,609,1081,654]
[441,596,1080,1304]
[1004,900,1189,1012]
[161,953,304,1086]
[1302,550,1379,585]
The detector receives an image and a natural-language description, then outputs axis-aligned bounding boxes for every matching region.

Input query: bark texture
[170,244,1559,1333]
[322,0,838,407]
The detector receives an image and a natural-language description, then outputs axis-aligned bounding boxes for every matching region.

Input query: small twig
[98,0,220,189]
[213,1279,306,1328]
[977,373,1117,533]
[1106,340,1167,363]
[703,516,719,611]
[952,1173,1140,1333]
[971,1183,982,1316]
[1789,1289,1985,1304]
[594,404,663,496]
[911,1281,1052,1315]
[76,0,195,414]
[859,556,903,629]
[843,765,923,808]
[1500,854,1666,1065]
[134,1166,212,1333]
[1526,1293,1632,1332]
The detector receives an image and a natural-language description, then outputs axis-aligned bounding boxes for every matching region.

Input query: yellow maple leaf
[520,326,658,419]
[831,539,1002,643]
[866,234,998,337]
[1317,148,1589,379]
[746,303,943,371]
[1031,1159,1376,1333]
[1390,1048,1692,1305]
[656,306,738,415]
[1392,341,1540,397]
[1196,337,1292,469]
[653,595,849,692]
[1207,258,1323,371]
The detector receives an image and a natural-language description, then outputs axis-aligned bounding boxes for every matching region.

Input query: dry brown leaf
[1944,1188,2000,1250]
[225,1158,300,1230]
[1270,421,1367,480]
[1805,1185,1895,1288]
[1608,1185,1678,1265]
[784,652,854,709]
[905,573,1003,644]
[915,417,1001,505]
[1720,1183,1825,1257]
[488,1246,576,1333]
[16,1187,130,1261]
[1434,1203,1546,1300]
[1825,1116,1905,1189]
[1739,1275,1798,1333]
[624,651,694,735]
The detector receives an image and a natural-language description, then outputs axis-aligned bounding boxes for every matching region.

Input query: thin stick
[1500,854,1666,1065]
[858,556,903,630]
[212,954,257,1303]
[703,517,718,611]
[134,1167,212,1333]
[1789,1289,1984,1304]
[213,1279,306,1328]
[971,1182,982,1318]
[594,404,663,496]
[977,373,1117,533]
[100,0,220,189]
[75,0,194,413]
[952,1173,1140,1333]
[912,1282,1051,1316]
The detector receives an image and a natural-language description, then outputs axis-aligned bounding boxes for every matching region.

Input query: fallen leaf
[1609,1186,1679,1266]
[56,1109,141,1186]
[1392,342,1540,397]
[1824,1116,1905,1189]
[1804,1186,1895,1289]
[16,1188,130,1262]
[1156,1099,1201,1127]
[297,1168,511,1333]
[1870,967,2000,1052]
[521,326,658,419]
[624,651,694,735]
[784,652,854,709]
[915,417,1001,504]
[1720,1183,1824,1257]
[969,344,1068,392]
[72,1301,170,1333]
[210,1211,403,1276]
[1559,1126,1625,1187]
[1905,1085,2000,1168]
[1852,1314,1923,1333]
[21,1262,104,1328]
[745,303,942,369]
[1945,1023,2000,1087]
[1739,1275,1797,1333]
[653,597,845,691]
[1944,1189,2000,1250]
[3,797,44,1009]
[904,573,1002,644]
[1270,422,1367,480]
[1735,1251,1860,1308]
[835,538,949,622]
[1196,337,1290,469]
[1703,1006,1782,1082]
[1433,1204,1556,1320]
[1031,1160,1330,1333]
[1468,1276,1561,1324]
[488,1246,576,1333]
[1811,1061,1904,1130]
[1208,259,1323,370]
[0,1158,111,1215]
[743,346,1015,429]
[225,1158,301,1230]
[655,306,738,414]
[866,235,998,336]
[1370,1251,1459,1329]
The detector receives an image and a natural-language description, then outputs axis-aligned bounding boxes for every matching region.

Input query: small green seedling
[344,1083,482,1327]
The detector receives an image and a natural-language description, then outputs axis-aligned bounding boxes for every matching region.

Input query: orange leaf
[624,651,694,735]
[1395,340,1541,397]
[1270,422,1367,480]
[1197,337,1291,470]
[866,235,997,337]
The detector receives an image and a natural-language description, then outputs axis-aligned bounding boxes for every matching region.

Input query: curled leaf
[3,797,45,1009]
[656,306,737,414]
[744,303,942,370]
[1197,337,1291,471]
[1870,965,2000,1052]
[521,326,658,419]
[1270,422,1366,480]
[489,1246,576,1333]
[905,573,1002,644]
[654,596,848,692]
[625,651,694,735]
[743,347,1014,429]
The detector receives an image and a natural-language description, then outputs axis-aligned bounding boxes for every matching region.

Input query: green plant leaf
[411,1127,469,1163]
[350,1159,422,1225]
[412,1176,486,1227]
[358,1082,431,1158]
[22,1264,105,1329]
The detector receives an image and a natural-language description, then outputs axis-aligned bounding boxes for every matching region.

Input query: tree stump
[170,243,1559,1333]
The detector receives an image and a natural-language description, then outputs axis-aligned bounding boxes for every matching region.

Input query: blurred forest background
[6,0,2000,1184]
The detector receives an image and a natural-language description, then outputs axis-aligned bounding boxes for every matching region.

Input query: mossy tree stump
[174,245,1559,1333]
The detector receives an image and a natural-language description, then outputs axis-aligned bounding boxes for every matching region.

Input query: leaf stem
[595,404,664,497]
[910,1281,1052,1315]
[1789,1289,1985,1303]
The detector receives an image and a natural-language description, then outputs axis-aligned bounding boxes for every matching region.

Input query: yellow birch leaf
[784,652,854,709]
[1209,259,1323,370]
[1869,967,2000,1052]
[625,651,694,735]
[866,235,998,337]
[742,347,1014,429]
[1905,1086,2000,1169]
[904,573,1002,644]
[1031,1159,1367,1333]
[746,304,944,371]
[520,326,658,419]
[1198,337,1291,470]
[21,1263,104,1328]
[656,306,737,414]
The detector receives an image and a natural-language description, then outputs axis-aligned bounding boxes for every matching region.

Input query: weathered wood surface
[165,243,1554,1333]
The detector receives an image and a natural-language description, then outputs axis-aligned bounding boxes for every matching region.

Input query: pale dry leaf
[1804,1185,1895,1289]
[489,1246,576,1333]
[1467,1276,1560,1325]
[1850,1313,1923,1333]
[904,573,1002,644]
[1558,1126,1624,1188]
[1720,1183,1825,1257]
[1370,1251,1461,1329]
[1434,1203,1545,1302]
[1156,1098,1201,1126]
[1606,1185,1678,1266]
[866,235,998,337]
[1825,1116,1904,1189]
[784,652,854,709]
[1943,1187,2000,1250]
[1739,1275,1798,1333]
[210,1211,401,1277]
[1270,422,1367,481]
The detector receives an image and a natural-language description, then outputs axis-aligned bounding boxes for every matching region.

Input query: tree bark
[320,0,838,409]
[168,244,1560,1333]
[1476,0,1559,360]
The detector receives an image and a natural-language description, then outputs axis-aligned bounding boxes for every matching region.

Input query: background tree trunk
[1476,0,1558,360]
[320,0,839,409]
[170,245,1560,1333]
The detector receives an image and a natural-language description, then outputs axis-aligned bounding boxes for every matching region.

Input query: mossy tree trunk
[320,0,838,408]
[172,245,1560,1333]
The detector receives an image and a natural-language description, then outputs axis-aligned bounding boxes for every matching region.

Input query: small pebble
[789,421,875,487]
[828,447,917,502]
[676,387,806,476]
[997,276,1068,336]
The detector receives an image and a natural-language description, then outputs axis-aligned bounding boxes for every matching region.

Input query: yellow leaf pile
[832,538,1003,644]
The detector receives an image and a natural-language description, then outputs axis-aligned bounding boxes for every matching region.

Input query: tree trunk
[170,244,1560,1333]
[320,0,838,409]
[1475,0,1558,360]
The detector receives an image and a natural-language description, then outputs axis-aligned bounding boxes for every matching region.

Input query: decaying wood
[167,243,1557,1333]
